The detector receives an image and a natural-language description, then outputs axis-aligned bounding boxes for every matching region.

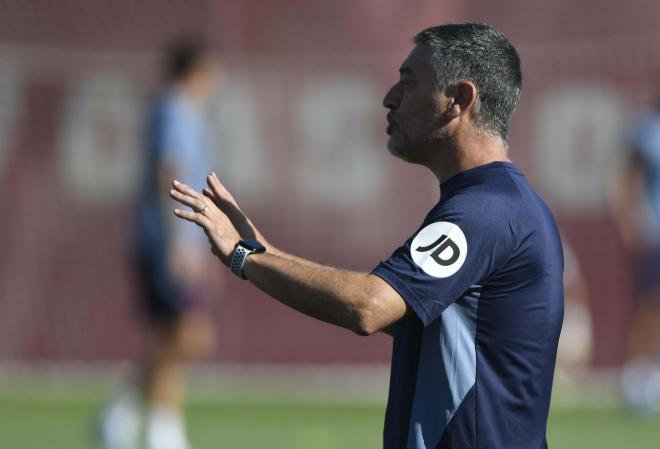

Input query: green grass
[0,393,659,449]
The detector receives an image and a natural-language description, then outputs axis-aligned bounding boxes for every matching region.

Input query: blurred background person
[612,97,660,415]
[556,237,593,381]
[97,37,220,449]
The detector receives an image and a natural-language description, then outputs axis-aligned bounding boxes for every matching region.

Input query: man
[170,24,564,449]
[99,38,218,449]
[613,99,660,414]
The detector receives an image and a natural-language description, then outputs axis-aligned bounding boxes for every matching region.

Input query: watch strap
[230,244,251,279]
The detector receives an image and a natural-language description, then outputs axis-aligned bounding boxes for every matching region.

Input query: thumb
[207,172,237,205]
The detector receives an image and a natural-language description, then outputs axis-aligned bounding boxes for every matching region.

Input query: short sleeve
[156,101,209,250]
[161,107,195,168]
[371,198,515,326]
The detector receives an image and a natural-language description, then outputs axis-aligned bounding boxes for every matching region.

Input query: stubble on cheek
[387,93,445,161]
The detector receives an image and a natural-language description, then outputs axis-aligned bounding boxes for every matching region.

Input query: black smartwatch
[230,239,266,279]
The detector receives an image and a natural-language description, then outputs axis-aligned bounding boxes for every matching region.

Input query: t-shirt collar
[439,161,520,200]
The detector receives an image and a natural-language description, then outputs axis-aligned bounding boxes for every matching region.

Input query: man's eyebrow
[399,67,413,75]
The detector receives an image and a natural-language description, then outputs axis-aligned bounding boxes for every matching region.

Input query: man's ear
[445,81,477,118]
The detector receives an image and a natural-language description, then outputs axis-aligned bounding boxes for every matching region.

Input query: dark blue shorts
[634,246,660,299]
[135,253,204,324]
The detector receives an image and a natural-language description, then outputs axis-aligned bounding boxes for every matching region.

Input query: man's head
[383,23,521,164]
[164,36,217,99]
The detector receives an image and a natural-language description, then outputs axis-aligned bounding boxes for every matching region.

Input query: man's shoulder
[433,175,522,227]
[432,167,559,249]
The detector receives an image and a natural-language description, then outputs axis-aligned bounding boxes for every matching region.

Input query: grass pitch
[0,392,659,449]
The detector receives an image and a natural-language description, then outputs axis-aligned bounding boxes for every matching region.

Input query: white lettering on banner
[0,59,22,176]
[209,80,263,200]
[533,85,624,213]
[295,77,384,207]
[58,72,142,203]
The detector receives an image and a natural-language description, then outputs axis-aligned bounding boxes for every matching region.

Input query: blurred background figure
[97,37,219,449]
[613,98,660,415]
[556,237,593,381]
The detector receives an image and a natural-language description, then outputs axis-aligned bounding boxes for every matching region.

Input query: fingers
[174,208,211,228]
[170,180,208,212]
[203,187,217,201]
[172,179,204,200]
[207,172,235,204]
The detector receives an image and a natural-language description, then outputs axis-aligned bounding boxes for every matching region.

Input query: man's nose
[383,84,399,110]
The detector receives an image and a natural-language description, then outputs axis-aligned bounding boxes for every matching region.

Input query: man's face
[383,44,449,164]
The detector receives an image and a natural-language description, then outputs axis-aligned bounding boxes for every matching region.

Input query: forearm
[169,176,407,334]
[242,251,375,335]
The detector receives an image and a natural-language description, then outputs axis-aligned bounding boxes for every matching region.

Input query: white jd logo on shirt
[410,221,468,278]
[416,235,460,265]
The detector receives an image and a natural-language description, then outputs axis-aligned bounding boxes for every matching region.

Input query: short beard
[386,132,412,161]
[387,127,449,165]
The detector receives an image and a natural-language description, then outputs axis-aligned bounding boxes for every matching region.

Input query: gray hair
[414,23,522,141]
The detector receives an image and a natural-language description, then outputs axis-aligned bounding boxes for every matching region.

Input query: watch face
[240,239,266,252]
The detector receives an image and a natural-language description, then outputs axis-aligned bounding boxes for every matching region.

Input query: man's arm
[170,176,408,336]
[242,251,407,335]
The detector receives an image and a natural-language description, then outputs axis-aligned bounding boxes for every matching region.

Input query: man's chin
[387,137,403,156]
[387,139,416,163]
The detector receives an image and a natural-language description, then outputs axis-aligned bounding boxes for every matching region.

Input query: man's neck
[429,131,510,185]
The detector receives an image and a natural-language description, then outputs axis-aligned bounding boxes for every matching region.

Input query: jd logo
[416,235,460,266]
[410,221,467,278]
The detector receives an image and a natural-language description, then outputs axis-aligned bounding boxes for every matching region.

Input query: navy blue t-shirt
[372,162,564,449]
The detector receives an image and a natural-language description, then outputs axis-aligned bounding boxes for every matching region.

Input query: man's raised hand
[170,179,241,266]
[202,172,270,247]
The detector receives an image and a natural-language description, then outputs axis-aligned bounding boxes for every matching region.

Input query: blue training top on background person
[134,89,212,311]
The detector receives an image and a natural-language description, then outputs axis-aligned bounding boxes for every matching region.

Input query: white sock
[99,388,141,449]
[622,358,660,414]
[146,406,192,449]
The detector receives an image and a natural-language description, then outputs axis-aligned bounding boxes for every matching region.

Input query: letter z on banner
[410,222,467,278]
